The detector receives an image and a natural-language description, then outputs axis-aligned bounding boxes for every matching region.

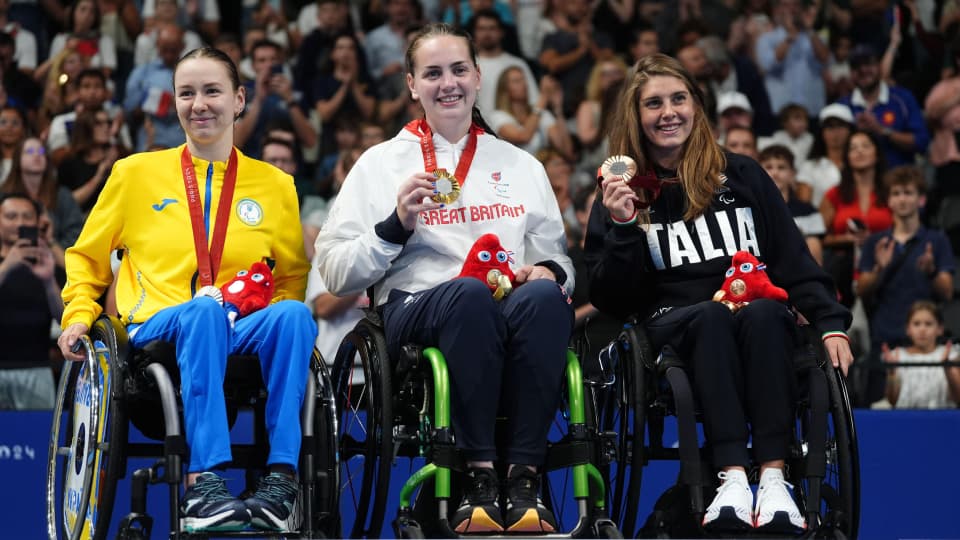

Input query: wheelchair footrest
[117,512,152,540]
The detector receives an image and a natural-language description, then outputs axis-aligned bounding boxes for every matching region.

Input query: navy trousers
[382,277,574,465]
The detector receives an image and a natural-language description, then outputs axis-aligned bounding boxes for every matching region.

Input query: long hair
[404,22,497,137]
[493,66,526,114]
[608,53,725,221]
[3,138,58,211]
[585,57,627,103]
[69,108,104,158]
[837,129,887,205]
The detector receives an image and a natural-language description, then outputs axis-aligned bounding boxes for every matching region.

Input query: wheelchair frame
[46,314,340,540]
[594,322,861,539]
[331,313,622,539]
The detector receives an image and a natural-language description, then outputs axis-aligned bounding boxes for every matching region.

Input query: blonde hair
[494,66,526,114]
[608,53,725,221]
[585,57,628,103]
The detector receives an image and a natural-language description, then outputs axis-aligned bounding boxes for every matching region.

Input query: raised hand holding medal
[431,168,461,204]
[597,154,642,222]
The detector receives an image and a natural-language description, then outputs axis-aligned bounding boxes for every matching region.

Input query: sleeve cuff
[374,209,414,246]
[534,260,567,285]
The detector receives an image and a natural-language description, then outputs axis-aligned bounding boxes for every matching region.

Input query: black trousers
[645,300,799,469]
[382,277,574,464]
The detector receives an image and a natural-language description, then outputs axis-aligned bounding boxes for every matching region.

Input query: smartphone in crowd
[18,225,38,264]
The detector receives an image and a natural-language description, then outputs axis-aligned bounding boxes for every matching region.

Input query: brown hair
[608,53,725,221]
[907,300,943,326]
[493,66,526,114]
[585,57,628,103]
[838,129,887,205]
[883,164,926,196]
[69,107,106,158]
[2,137,58,211]
[175,46,241,91]
[758,144,795,170]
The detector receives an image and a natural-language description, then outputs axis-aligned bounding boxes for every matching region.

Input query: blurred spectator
[923,35,960,228]
[653,1,736,54]
[262,135,314,209]
[837,44,929,168]
[444,0,515,27]
[292,0,355,101]
[0,192,60,410]
[539,0,614,117]
[123,25,183,152]
[759,144,824,264]
[133,0,201,66]
[249,0,291,54]
[3,137,84,268]
[716,90,752,142]
[235,39,317,159]
[725,0,772,63]
[140,0,219,42]
[758,103,812,165]
[491,68,572,158]
[50,67,130,163]
[57,108,128,213]
[575,57,625,168]
[0,31,40,111]
[881,301,960,409]
[0,0,37,78]
[697,34,776,136]
[824,30,854,103]
[627,21,660,65]
[304,262,367,366]
[472,9,538,120]
[857,166,954,406]
[0,104,24,183]
[365,0,417,100]
[755,0,828,120]
[48,0,118,80]
[591,0,645,56]
[212,33,245,82]
[312,32,375,157]
[798,103,853,207]
[724,124,759,160]
[820,129,892,307]
[359,121,385,150]
[292,0,356,50]
[96,0,142,71]
[537,146,588,233]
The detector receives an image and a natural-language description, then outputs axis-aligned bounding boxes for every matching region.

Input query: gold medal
[600,155,638,184]
[431,168,461,204]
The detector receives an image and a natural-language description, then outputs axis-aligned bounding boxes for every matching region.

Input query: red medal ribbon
[181,146,238,287]
[404,118,483,187]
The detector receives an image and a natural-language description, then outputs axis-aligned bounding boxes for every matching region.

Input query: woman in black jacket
[584,54,853,534]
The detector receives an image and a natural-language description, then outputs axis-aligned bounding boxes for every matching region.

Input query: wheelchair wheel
[595,326,649,538]
[47,317,128,540]
[331,317,394,538]
[303,349,341,538]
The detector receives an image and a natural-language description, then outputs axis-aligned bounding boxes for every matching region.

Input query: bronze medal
[431,168,461,204]
[601,155,639,183]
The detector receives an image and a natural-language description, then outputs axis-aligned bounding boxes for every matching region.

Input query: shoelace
[508,469,540,503]
[192,475,235,503]
[714,471,748,498]
[254,474,298,505]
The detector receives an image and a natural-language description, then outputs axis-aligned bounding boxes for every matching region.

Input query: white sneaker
[754,468,807,532]
[702,470,754,530]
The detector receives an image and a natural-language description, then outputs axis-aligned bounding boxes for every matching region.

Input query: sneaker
[754,469,807,533]
[504,467,558,533]
[245,472,299,531]
[451,467,504,534]
[179,472,250,532]
[702,470,754,531]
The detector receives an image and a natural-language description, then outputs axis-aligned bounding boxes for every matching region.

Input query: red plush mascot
[712,251,788,312]
[220,261,275,324]
[457,233,516,300]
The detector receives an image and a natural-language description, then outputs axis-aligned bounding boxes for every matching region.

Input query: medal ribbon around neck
[181,146,238,287]
[404,118,484,204]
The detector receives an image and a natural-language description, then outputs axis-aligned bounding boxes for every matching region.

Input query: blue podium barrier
[6,409,960,539]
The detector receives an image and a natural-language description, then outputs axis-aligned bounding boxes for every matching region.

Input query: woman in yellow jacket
[56,47,314,534]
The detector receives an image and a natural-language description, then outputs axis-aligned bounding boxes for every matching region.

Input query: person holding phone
[0,193,61,410]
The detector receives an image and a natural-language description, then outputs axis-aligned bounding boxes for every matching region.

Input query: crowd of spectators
[0,0,959,410]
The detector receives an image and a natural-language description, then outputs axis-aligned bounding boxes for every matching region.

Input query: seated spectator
[235,39,317,159]
[311,32,375,158]
[304,264,367,366]
[364,0,417,101]
[0,105,25,183]
[133,0,202,66]
[797,103,853,207]
[37,45,86,135]
[140,0,220,43]
[0,193,61,410]
[882,301,960,409]
[50,68,131,164]
[0,1,37,78]
[627,22,660,66]
[575,58,626,160]
[0,30,40,113]
[698,34,777,136]
[262,135,312,209]
[213,33,245,81]
[857,166,955,406]
[724,125,759,160]
[716,91,754,144]
[758,103,813,166]
[292,0,355,99]
[249,0,291,55]
[923,35,960,230]
[837,44,930,168]
[3,137,84,269]
[820,129,892,307]
[124,24,184,152]
[824,30,854,103]
[491,68,573,159]
[537,147,588,235]
[58,108,130,214]
[359,121,386,150]
[471,8,537,120]
[47,0,117,80]
[759,144,825,264]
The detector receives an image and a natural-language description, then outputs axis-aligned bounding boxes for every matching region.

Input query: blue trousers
[382,278,574,465]
[129,297,317,472]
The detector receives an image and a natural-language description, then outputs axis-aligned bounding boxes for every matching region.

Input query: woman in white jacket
[315,22,573,535]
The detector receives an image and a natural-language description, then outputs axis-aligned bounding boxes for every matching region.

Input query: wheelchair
[330,310,623,538]
[591,319,860,539]
[46,314,340,540]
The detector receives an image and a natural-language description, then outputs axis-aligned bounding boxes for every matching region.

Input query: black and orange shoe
[504,467,557,533]
[451,467,504,534]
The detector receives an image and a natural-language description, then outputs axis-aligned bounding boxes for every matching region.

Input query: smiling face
[174,57,245,149]
[639,75,695,168]
[406,34,480,134]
